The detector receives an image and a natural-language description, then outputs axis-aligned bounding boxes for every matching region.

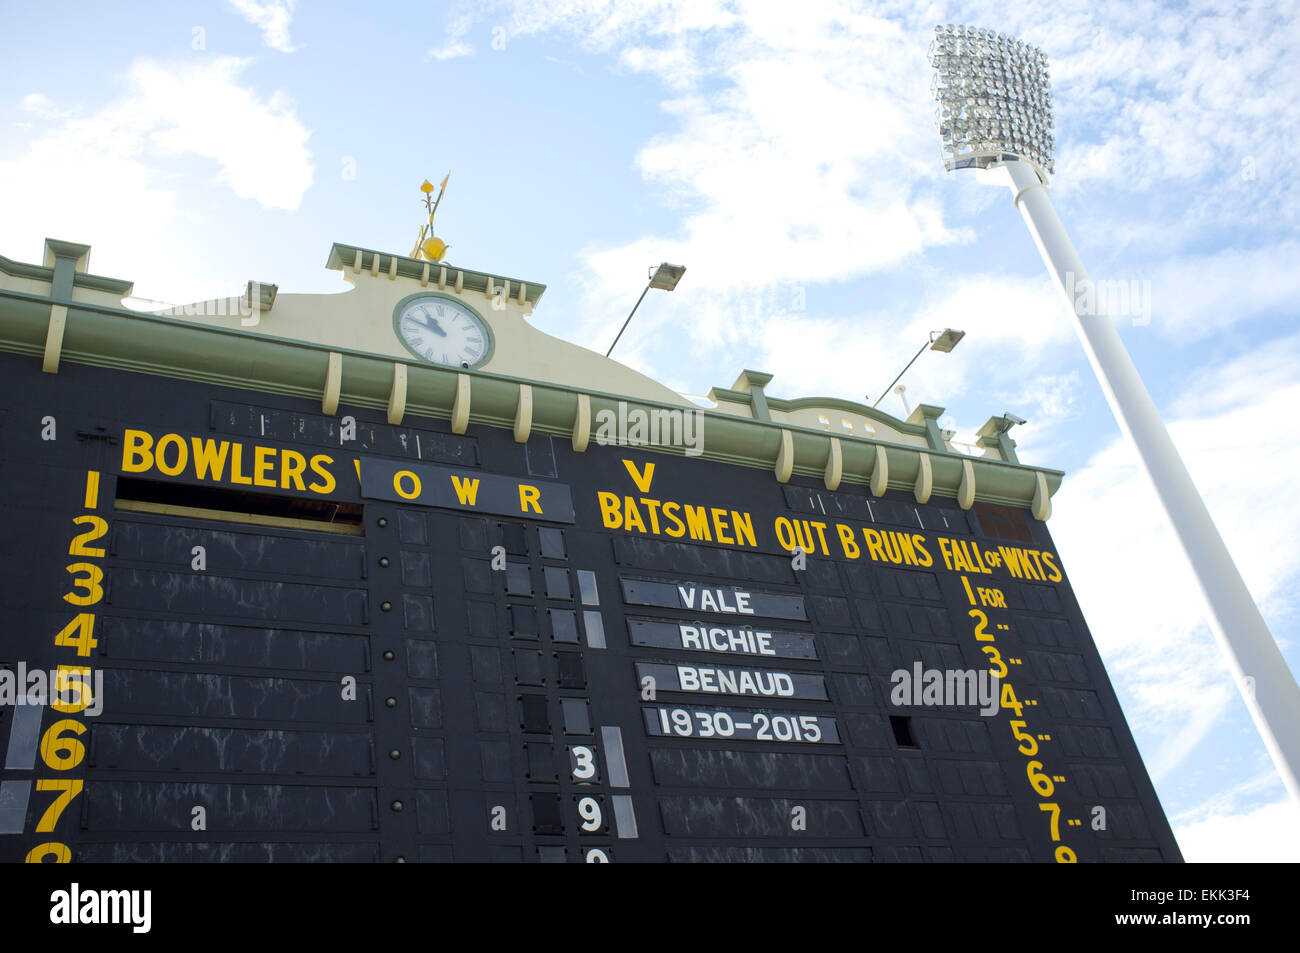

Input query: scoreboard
[0,353,1182,863]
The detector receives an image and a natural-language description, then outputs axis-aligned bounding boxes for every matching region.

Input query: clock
[393,293,493,367]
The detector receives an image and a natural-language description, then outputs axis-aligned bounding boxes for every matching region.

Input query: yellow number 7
[35,779,83,832]
[1038,801,1060,841]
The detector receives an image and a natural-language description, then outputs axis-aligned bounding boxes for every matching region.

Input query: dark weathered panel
[85,782,377,832]
[101,618,366,671]
[612,536,795,584]
[112,519,364,579]
[90,723,373,775]
[74,841,381,862]
[649,748,851,790]
[107,569,367,625]
[657,796,864,837]
[100,669,370,723]
[668,846,871,862]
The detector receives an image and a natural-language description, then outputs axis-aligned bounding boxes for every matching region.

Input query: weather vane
[410,173,451,262]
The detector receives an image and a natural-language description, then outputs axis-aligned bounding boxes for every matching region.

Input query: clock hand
[413,309,447,337]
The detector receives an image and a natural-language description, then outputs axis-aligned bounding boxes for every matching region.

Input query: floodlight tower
[928,24,1300,806]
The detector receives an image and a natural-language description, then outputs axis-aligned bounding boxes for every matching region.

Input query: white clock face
[396,296,490,367]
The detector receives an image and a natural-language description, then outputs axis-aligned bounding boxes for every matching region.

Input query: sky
[2,0,1298,861]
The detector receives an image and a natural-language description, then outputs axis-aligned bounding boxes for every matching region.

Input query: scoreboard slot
[75,841,382,863]
[82,781,378,832]
[114,476,363,535]
[657,796,865,838]
[110,519,367,580]
[611,536,795,585]
[88,723,374,776]
[99,669,371,724]
[106,569,368,627]
[648,748,853,790]
[667,845,872,863]
[99,618,368,672]
[620,577,807,620]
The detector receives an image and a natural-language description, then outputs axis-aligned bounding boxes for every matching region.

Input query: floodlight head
[1000,412,1027,431]
[649,262,686,291]
[929,328,965,352]
[929,24,1054,176]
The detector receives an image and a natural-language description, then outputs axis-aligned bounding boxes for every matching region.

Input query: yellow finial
[413,173,451,262]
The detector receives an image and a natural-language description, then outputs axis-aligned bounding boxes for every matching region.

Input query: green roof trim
[0,281,1064,512]
[325,243,546,306]
[0,252,134,297]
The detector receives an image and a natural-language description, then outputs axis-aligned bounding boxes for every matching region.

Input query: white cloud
[226,0,299,53]
[1175,799,1300,862]
[439,1,970,370]
[428,9,478,60]
[464,0,1300,374]
[19,92,70,120]
[1141,241,1300,341]
[735,272,1075,419]
[428,40,474,61]
[0,56,313,303]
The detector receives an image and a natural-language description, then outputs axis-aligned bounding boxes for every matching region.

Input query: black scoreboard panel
[0,355,1181,862]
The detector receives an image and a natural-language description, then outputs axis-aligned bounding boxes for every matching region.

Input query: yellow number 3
[63,563,104,606]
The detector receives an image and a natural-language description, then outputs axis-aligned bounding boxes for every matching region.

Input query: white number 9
[578,796,602,832]
[571,745,597,780]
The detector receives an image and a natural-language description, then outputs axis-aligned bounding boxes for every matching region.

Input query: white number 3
[571,746,597,780]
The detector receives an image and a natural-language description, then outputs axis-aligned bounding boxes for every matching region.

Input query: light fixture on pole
[871,328,965,408]
[605,262,686,358]
[995,412,1027,433]
[930,24,1300,806]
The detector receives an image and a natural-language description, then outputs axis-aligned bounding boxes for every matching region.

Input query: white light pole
[929,24,1300,807]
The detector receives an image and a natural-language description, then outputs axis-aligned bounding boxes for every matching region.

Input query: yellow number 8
[25,842,71,863]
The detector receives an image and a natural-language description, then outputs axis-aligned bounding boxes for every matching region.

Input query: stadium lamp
[996,412,1027,433]
[605,262,686,358]
[871,328,965,408]
[930,24,1300,805]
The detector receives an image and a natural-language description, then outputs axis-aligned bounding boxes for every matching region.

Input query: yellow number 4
[54,613,98,656]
